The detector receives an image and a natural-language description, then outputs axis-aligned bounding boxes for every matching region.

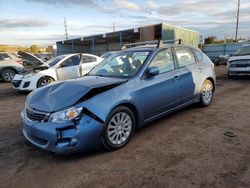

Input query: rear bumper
[21,111,105,154]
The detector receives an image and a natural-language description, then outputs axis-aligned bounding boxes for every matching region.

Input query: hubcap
[40,79,53,86]
[107,112,132,145]
[202,82,213,104]
[3,71,14,81]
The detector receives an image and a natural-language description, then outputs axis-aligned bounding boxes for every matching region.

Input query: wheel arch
[36,75,55,88]
[112,102,140,128]
[0,67,18,75]
[206,77,215,91]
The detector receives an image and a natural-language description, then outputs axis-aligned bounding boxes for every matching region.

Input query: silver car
[0,52,24,82]
[227,45,250,78]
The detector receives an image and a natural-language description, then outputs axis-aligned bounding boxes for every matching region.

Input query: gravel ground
[0,66,250,188]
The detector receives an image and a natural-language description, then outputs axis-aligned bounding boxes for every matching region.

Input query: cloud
[26,0,117,15]
[112,0,144,12]
[0,19,49,28]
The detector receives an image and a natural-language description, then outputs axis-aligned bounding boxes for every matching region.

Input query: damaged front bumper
[21,111,105,154]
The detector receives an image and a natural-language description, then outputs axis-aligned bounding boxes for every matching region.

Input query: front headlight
[49,106,83,123]
[22,73,35,79]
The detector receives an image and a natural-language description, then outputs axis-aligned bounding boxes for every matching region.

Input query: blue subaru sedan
[22,42,216,154]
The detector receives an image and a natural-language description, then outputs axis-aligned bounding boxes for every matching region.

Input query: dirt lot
[0,67,250,188]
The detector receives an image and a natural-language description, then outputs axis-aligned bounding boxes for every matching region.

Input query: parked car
[227,45,250,78]
[0,52,24,82]
[21,41,216,154]
[12,53,103,91]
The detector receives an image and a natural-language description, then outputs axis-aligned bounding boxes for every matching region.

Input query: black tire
[37,76,54,88]
[101,106,136,151]
[199,79,214,107]
[1,69,16,82]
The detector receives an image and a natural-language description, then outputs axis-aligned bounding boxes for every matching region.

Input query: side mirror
[147,66,159,77]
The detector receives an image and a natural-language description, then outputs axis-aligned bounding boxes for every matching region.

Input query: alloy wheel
[202,81,213,104]
[107,112,132,145]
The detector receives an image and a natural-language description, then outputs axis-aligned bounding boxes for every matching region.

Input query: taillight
[16,60,23,65]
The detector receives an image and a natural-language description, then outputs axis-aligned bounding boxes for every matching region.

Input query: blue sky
[0,0,249,46]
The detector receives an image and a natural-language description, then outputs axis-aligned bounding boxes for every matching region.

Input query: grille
[26,107,49,122]
[27,133,48,145]
[230,60,250,68]
[12,80,22,87]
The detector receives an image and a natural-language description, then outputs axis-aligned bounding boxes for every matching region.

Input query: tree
[204,36,217,44]
[46,46,53,53]
[30,45,39,53]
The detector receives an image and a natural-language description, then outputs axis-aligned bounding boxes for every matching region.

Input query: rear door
[80,55,98,76]
[134,48,182,121]
[174,47,199,103]
[56,54,81,80]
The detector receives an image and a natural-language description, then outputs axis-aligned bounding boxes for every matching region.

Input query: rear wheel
[37,76,54,88]
[101,106,135,151]
[199,80,214,106]
[1,69,16,82]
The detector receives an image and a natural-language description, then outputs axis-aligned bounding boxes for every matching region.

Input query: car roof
[122,44,199,52]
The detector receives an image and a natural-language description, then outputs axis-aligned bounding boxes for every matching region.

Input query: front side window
[149,49,175,74]
[89,51,151,78]
[175,47,196,67]
[61,55,81,67]
[47,55,65,67]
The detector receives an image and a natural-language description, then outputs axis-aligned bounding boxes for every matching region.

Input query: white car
[12,53,103,91]
[227,45,250,78]
[0,52,24,82]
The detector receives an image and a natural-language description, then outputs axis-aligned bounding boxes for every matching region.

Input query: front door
[56,54,81,80]
[133,48,182,121]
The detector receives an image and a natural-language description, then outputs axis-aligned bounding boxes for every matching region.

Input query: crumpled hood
[27,76,127,112]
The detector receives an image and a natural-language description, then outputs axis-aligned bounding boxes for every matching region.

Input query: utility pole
[64,17,68,40]
[112,21,116,32]
[235,0,240,42]
[112,16,116,32]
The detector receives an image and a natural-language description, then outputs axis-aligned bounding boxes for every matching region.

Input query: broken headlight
[49,106,83,123]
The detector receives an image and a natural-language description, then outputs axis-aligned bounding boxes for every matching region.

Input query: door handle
[174,75,180,80]
[198,68,203,72]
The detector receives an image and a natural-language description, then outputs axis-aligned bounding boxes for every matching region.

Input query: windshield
[46,55,65,67]
[234,46,250,56]
[89,51,151,78]
[101,52,116,59]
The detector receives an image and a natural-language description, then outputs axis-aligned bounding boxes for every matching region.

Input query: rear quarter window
[193,49,203,62]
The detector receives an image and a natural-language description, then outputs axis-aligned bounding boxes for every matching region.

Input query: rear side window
[0,54,11,61]
[149,49,175,74]
[81,56,97,63]
[175,47,196,67]
[193,49,203,62]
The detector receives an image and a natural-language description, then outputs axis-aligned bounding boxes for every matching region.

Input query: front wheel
[199,80,214,106]
[1,69,16,82]
[101,106,135,151]
[37,76,54,88]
